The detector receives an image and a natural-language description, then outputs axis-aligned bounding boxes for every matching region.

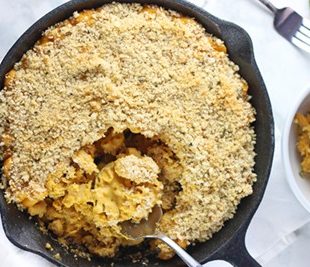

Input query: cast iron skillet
[0,0,275,266]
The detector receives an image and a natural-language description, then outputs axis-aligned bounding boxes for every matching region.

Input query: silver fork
[258,0,310,53]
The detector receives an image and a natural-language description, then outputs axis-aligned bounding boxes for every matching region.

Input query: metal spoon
[120,205,202,267]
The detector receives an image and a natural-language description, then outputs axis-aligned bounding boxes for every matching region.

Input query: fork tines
[292,18,310,53]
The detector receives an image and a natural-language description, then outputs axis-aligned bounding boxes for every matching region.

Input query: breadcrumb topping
[115,154,160,183]
[0,2,256,257]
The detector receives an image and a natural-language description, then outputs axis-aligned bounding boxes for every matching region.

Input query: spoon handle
[154,233,202,267]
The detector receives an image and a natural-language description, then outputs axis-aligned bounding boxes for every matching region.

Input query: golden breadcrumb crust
[0,2,256,259]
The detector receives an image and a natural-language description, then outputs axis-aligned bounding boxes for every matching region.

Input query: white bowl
[282,86,310,213]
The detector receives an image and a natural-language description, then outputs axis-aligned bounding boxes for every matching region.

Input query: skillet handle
[207,223,261,267]
[222,239,261,267]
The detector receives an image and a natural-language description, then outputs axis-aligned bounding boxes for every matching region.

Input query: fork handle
[257,0,278,13]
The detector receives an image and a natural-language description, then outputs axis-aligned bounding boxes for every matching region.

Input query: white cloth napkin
[1,0,310,266]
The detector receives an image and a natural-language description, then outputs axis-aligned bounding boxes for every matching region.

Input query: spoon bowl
[120,205,202,267]
[120,205,163,240]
